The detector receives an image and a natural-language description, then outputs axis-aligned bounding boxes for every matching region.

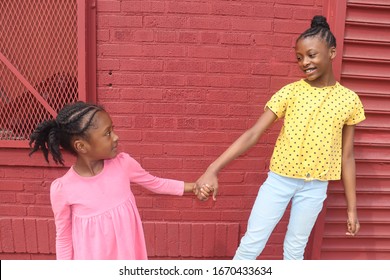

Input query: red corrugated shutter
[318,0,390,259]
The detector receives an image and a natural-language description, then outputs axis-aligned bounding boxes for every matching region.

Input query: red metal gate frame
[0,0,96,164]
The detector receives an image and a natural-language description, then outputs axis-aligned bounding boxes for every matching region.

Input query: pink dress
[50,152,184,260]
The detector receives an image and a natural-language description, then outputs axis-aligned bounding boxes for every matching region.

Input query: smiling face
[295,36,336,87]
[77,110,119,161]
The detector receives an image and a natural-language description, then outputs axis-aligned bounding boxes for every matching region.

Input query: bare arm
[195,108,277,200]
[341,124,360,236]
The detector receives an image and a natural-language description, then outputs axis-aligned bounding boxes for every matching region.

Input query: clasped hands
[193,172,219,201]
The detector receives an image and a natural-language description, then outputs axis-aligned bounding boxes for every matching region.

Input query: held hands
[193,183,214,201]
[346,210,360,236]
[194,170,219,201]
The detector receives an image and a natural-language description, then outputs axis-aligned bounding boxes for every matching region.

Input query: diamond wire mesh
[0,0,79,142]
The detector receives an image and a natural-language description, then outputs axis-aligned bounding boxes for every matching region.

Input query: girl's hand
[195,170,219,201]
[193,184,214,201]
[346,210,360,236]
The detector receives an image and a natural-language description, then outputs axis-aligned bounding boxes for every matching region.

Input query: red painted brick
[274,6,294,19]
[211,3,253,16]
[143,223,155,256]
[133,30,154,42]
[167,2,210,14]
[232,18,272,32]
[200,32,219,44]
[215,224,227,256]
[167,223,179,257]
[35,194,50,204]
[36,219,50,254]
[121,1,165,13]
[190,224,203,257]
[97,1,120,12]
[23,181,46,193]
[97,29,110,42]
[12,219,26,253]
[98,44,143,57]
[163,144,203,156]
[0,253,31,260]
[99,73,142,86]
[153,197,193,209]
[181,210,221,222]
[98,15,142,28]
[143,210,182,221]
[143,74,186,86]
[97,59,120,71]
[16,193,35,204]
[165,60,206,73]
[0,193,16,203]
[226,223,240,256]
[48,220,56,254]
[24,219,38,253]
[120,59,163,72]
[0,219,14,252]
[142,158,183,170]
[155,31,176,43]
[0,205,27,216]
[144,16,187,29]
[123,144,163,156]
[31,254,56,260]
[155,222,167,257]
[188,46,229,58]
[221,33,252,45]
[134,116,153,128]
[0,181,23,191]
[188,17,231,30]
[179,223,191,257]
[27,206,53,217]
[202,224,216,257]
[102,102,144,114]
[178,31,200,43]
[111,30,132,42]
[165,89,207,101]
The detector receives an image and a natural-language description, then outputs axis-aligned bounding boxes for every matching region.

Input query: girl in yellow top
[194,15,365,260]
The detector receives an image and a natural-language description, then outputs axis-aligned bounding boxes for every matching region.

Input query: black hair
[296,15,336,48]
[29,101,104,165]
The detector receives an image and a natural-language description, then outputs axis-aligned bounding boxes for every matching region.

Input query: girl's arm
[341,124,360,236]
[184,182,195,193]
[50,181,74,259]
[195,108,277,200]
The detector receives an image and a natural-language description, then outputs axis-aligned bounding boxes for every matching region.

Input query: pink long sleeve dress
[50,152,184,260]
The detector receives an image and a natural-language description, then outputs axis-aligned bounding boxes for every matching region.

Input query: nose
[302,56,310,67]
[112,131,119,142]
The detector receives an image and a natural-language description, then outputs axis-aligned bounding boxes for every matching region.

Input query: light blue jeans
[233,171,328,260]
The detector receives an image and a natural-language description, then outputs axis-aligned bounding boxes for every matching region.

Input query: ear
[329,47,336,60]
[73,138,88,154]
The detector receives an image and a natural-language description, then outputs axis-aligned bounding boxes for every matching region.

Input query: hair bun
[311,15,330,30]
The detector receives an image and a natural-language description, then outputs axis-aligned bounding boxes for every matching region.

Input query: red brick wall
[0,0,323,259]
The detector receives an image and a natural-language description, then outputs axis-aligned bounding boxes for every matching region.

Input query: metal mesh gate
[0,0,82,146]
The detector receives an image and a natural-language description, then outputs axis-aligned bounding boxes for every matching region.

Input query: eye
[106,126,114,136]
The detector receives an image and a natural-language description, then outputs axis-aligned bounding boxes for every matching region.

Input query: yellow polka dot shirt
[266,79,365,181]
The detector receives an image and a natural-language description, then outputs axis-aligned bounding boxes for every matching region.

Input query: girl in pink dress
[29,101,211,260]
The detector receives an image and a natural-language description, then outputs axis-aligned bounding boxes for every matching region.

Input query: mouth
[304,67,316,74]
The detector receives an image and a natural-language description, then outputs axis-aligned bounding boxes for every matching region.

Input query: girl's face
[82,111,119,160]
[295,36,336,86]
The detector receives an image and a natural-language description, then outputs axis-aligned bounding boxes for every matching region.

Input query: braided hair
[296,15,336,48]
[29,101,104,165]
